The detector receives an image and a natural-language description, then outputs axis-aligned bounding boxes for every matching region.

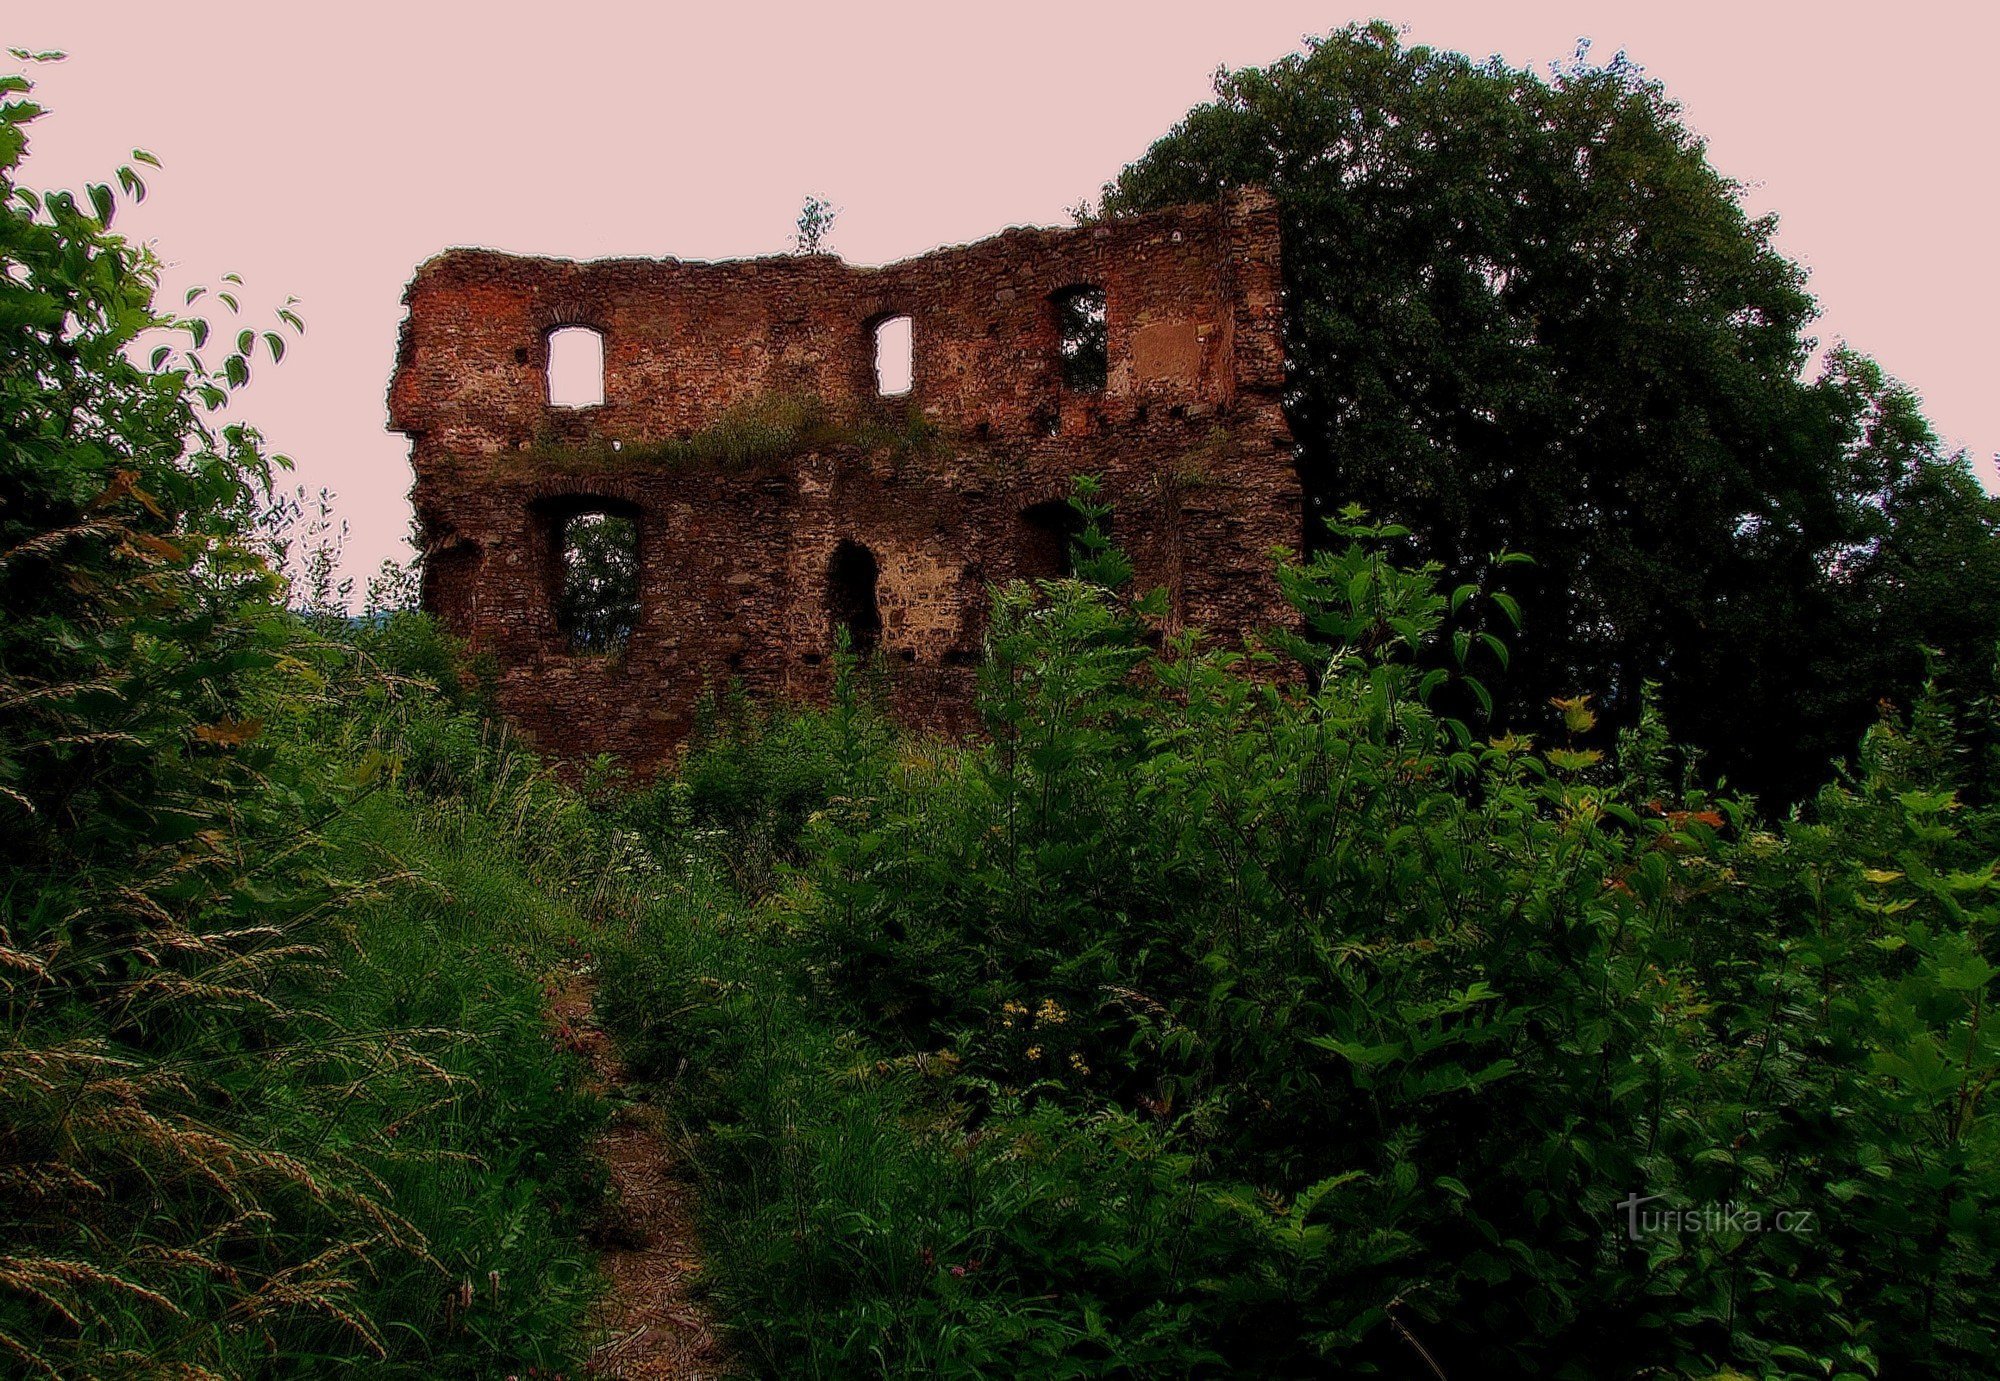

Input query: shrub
[607,497,2000,1377]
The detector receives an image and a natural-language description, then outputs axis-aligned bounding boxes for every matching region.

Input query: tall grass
[0,593,627,1375]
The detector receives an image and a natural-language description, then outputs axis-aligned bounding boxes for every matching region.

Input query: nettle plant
[783,488,2000,1376]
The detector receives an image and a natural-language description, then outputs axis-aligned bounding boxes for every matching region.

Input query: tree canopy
[1101,22,2000,804]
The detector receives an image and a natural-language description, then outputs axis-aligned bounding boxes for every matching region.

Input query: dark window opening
[1018,499,1097,580]
[872,315,912,397]
[1053,285,1107,392]
[826,539,882,656]
[553,509,639,653]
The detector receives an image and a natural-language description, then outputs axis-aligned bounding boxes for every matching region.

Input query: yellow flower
[1026,1046,1043,1061]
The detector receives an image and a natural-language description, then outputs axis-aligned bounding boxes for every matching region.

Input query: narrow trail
[550,971,729,1379]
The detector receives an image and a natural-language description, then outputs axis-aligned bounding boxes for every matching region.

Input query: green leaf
[1464,675,1493,718]
[1306,1036,1404,1067]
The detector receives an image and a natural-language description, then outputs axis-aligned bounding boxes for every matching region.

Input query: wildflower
[1026,1045,1043,1061]
[1068,1052,1091,1076]
[1036,997,1068,1025]
[951,1265,966,1278]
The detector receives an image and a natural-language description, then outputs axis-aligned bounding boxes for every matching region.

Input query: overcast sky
[13,1,1998,584]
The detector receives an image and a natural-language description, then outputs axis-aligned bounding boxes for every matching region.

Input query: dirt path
[550,971,729,1379]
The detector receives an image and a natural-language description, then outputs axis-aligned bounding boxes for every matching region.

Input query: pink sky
[14,2,1999,586]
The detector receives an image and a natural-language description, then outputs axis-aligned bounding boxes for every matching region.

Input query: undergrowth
[597,501,2000,1379]
[12,48,2000,1381]
[0,79,612,1376]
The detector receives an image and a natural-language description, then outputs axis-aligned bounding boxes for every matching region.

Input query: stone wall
[389,188,1299,769]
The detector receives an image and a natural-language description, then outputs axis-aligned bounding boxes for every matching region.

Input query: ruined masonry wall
[389,188,1299,769]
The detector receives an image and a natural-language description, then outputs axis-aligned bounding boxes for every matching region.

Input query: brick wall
[389,189,1299,769]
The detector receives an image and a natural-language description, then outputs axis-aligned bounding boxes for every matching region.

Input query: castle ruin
[388,188,1298,768]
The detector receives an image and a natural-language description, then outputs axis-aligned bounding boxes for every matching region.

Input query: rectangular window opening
[1054,286,1107,392]
[873,315,912,397]
[555,509,638,652]
[546,326,605,408]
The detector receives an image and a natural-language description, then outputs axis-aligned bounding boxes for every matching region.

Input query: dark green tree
[1101,22,2000,803]
[1810,353,2000,794]
[556,510,640,653]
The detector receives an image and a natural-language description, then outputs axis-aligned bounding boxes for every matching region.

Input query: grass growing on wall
[515,392,949,476]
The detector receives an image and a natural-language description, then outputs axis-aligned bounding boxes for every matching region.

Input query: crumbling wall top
[389,188,1283,454]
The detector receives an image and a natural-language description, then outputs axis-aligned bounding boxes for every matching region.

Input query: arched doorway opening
[825,539,882,656]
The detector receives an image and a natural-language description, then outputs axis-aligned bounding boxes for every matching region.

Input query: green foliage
[1100,23,2000,806]
[518,391,946,476]
[604,499,2000,1377]
[556,510,640,654]
[618,681,886,895]
[0,71,602,1375]
[1053,285,1107,393]
[795,194,838,255]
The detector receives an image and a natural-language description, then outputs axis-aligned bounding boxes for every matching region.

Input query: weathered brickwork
[389,189,1299,768]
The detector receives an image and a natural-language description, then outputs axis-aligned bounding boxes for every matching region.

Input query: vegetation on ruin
[514,391,949,478]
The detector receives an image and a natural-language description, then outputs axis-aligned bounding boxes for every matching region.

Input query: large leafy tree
[1101,22,2000,804]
